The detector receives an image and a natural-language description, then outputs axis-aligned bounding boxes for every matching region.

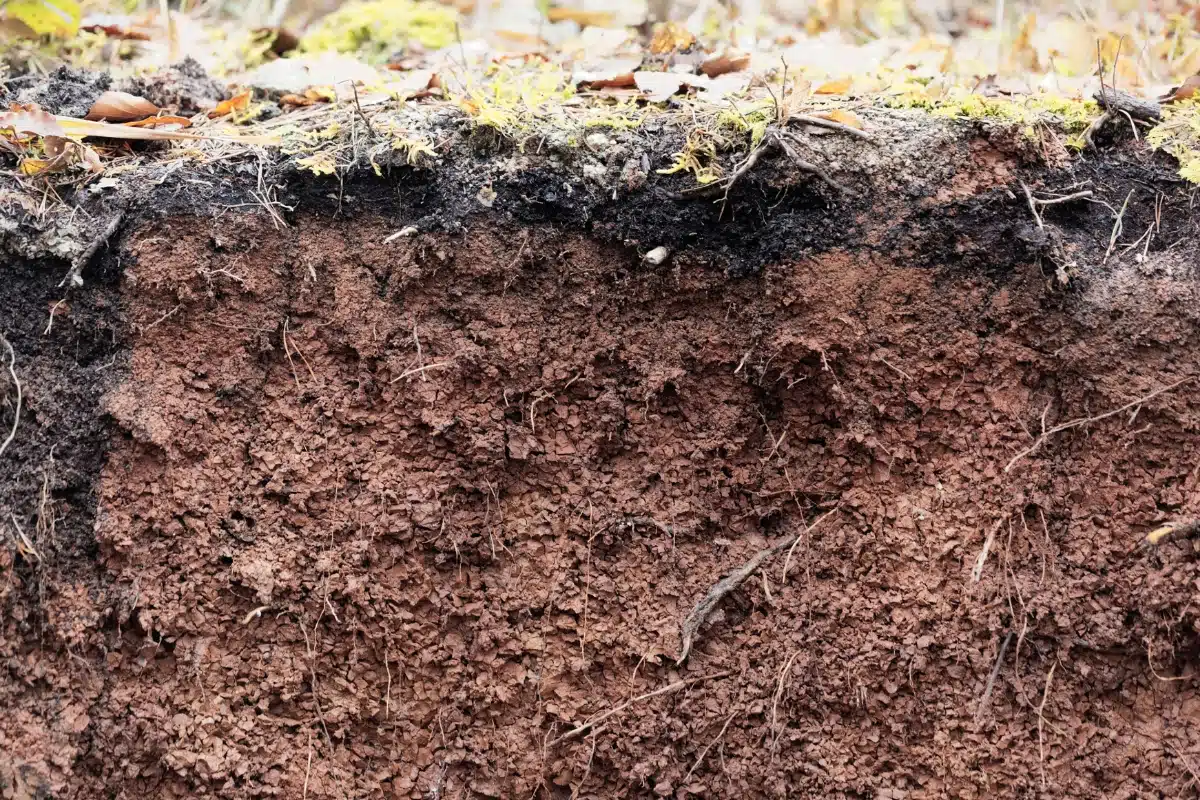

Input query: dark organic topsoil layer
[3,98,1200,800]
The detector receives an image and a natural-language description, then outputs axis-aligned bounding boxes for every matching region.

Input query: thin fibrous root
[553,670,734,743]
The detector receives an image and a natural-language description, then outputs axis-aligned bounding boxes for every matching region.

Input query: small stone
[643,246,670,265]
[585,132,611,150]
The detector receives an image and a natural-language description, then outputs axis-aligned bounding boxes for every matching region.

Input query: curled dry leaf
[208,91,253,119]
[80,13,152,40]
[700,52,751,78]
[86,91,160,122]
[1,108,275,144]
[814,108,864,129]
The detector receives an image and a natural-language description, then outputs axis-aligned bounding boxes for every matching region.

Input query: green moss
[299,0,459,62]
[1147,101,1200,184]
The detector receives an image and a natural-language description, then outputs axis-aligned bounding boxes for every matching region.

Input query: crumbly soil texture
[4,91,1200,800]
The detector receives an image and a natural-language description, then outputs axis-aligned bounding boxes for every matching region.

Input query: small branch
[1103,189,1134,263]
[787,113,874,141]
[0,333,22,461]
[554,671,733,743]
[1004,377,1191,473]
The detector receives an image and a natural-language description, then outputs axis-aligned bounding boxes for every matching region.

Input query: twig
[282,317,303,392]
[302,733,314,799]
[678,536,798,664]
[976,630,1013,721]
[0,333,22,461]
[1004,377,1191,473]
[61,211,123,288]
[297,618,334,748]
[347,82,376,136]
[683,712,738,785]
[788,113,874,141]
[555,671,733,743]
[1037,661,1057,791]
[389,361,453,384]
[1145,519,1200,546]
[1020,182,1044,230]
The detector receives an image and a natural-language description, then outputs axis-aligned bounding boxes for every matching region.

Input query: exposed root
[773,131,858,197]
[769,650,802,756]
[1004,377,1191,473]
[554,670,734,743]
[678,535,799,664]
[975,630,1013,722]
[61,211,124,288]
[0,332,21,461]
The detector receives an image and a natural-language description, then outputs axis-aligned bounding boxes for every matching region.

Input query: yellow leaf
[815,109,864,130]
[649,22,694,54]
[296,151,337,176]
[814,78,852,95]
[2,0,80,37]
[19,157,55,176]
[209,91,253,119]
[545,7,613,27]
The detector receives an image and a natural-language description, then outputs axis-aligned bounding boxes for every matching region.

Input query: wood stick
[555,671,733,742]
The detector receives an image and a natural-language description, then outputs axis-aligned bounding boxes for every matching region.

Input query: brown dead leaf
[280,94,316,107]
[252,27,300,55]
[208,90,252,118]
[0,108,66,139]
[700,52,750,78]
[86,91,159,122]
[649,22,695,54]
[1161,73,1200,104]
[574,57,643,89]
[80,13,151,40]
[634,71,686,102]
[814,108,864,129]
[814,77,853,95]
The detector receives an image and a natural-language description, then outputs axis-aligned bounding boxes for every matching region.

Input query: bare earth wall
[4,135,1200,799]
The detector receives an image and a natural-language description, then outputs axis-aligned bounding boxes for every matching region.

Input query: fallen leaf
[546,7,614,27]
[696,72,750,101]
[2,0,80,37]
[2,108,274,145]
[634,71,686,102]
[80,13,151,40]
[700,52,750,78]
[209,91,252,118]
[814,77,853,95]
[251,27,300,55]
[280,94,316,107]
[1161,73,1200,104]
[123,115,192,128]
[649,22,695,54]
[390,69,439,99]
[574,57,643,89]
[814,108,864,129]
[86,91,160,122]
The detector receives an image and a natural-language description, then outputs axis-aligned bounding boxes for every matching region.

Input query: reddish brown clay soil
[5,209,1200,799]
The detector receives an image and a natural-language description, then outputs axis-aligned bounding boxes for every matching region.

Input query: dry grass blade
[0,333,22,461]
